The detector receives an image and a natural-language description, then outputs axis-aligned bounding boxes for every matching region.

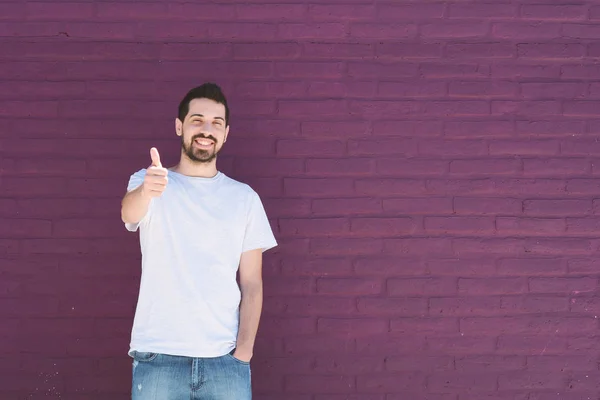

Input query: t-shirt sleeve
[124,169,151,232]
[242,190,277,253]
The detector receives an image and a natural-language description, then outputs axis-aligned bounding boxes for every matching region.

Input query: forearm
[235,281,263,357]
[121,185,152,224]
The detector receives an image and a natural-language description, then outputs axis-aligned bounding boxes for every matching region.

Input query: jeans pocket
[131,351,159,362]
[226,353,250,366]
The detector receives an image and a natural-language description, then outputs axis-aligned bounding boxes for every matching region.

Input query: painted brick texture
[1,1,600,399]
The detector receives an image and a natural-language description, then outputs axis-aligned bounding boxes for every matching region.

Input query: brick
[387,277,456,296]
[233,43,300,60]
[278,23,346,39]
[302,121,371,137]
[356,179,426,196]
[263,277,312,296]
[425,217,494,234]
[444,120,514,138]
[357,298,427,316]
[307,158,375,176]
[378,3,445,19]
[448,3,516,18]
[502,295,569,314]
[354,257,427,276]
[454,197,522,215]
[562,139,600,155]
[524,199,591,216]
[458,278,528,295]
[279,100,348,117]
[460,316,597,335]
[0,219,51,238]
[386,355,453,372]
[522,5,586,20]
[284,178,353,197]
[447,43,515,59]
[525,238,595,255]
[568,258,600,274]
[427,258,496,276]
[383,197,453,214]
[304,43,374,59]
[567,217,600,234]
[391,317,458,334]
[307,4,375,20]
[277,297,356,316]
[492,101,560,116]
[0,81,85,99]
[496,217,565,235]
[524,158,590,176]
[421,62,490,78]
[312,198,382,216]
[449,80,517,97]
[376,159,448,176]
[562,64,600,79]
[26,2,94,19]
[95,2,169,19]
[450,159,521,175]
[493,179,566,195]
[348,62,419,78]
[357,373,425,392]
[235,4,306,20]
[378,80,446,98]
[3,177,67,196]
[428,373,497,392]
[310,238,383,256]
[429,297,501,316]
[498,372,568,390]
[490,140,559,156]
[318,318,388,335]
[571,297,600,314]
[234,158,303,177]
[348,138,416,156]
[350,23,417,39]
[284,336,354,356]
[422,101,490,116]
[529,277,596,294]
[493,63,560,78]
[453,238,526,255]
[427,179,494,195]
[260,317,316,336]
[315,356,383,375]
[356,334,426,354]
[384,238,452,255]
[563,24,600,39]
[497,335,567,354]
[518,43,585,59]
[349,101,420,118]
[285,375,355,394]
[0,101,57,117]
[308,81,377,98]
[377,43,443,59]
[493,22,561,39]
[521,82,588,99]
[418,140,487,156]
[456,355,525,372]
[517,120,585,136]
[564,101,600,116]
[277,139,344,157]
[275,62,344,78]
[350,217,416,236]
[421,22,489,38]
[317,278,382,295]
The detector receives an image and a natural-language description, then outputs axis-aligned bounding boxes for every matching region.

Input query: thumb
[150,147,162,168]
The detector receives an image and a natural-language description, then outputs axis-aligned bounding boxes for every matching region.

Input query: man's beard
[182,133,220,163]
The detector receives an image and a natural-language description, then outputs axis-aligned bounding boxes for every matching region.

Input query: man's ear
[175,118,183,136]
[224,125,229,143]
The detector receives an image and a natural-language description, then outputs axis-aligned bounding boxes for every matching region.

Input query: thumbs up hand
[142,147,168,198]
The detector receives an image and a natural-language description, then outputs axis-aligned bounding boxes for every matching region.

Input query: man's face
[176,98,229,163]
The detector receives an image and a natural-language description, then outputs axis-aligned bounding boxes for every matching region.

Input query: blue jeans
[130,350,251,400]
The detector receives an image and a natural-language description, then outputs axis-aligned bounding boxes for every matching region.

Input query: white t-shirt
[124,168,277,358]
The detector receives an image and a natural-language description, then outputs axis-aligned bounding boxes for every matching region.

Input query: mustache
[191,133,218,144]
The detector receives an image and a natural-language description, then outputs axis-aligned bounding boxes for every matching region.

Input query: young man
[121,83,277,399]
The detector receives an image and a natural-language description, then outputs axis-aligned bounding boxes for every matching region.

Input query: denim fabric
[131,350,251,399]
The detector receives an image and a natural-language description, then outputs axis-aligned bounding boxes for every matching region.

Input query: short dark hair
[177,83,229,125]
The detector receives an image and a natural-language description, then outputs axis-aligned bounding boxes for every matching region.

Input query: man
[121,83,277,399]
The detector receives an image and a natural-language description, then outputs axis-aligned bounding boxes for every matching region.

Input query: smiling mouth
[194,138,215,148]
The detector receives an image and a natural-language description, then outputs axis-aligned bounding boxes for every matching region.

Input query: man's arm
[121,147,168,225]
[233,248,263,362]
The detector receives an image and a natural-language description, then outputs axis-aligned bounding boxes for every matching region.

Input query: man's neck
[171,155,218,178]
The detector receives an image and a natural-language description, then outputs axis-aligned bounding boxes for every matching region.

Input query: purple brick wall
[2,1,600,398]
